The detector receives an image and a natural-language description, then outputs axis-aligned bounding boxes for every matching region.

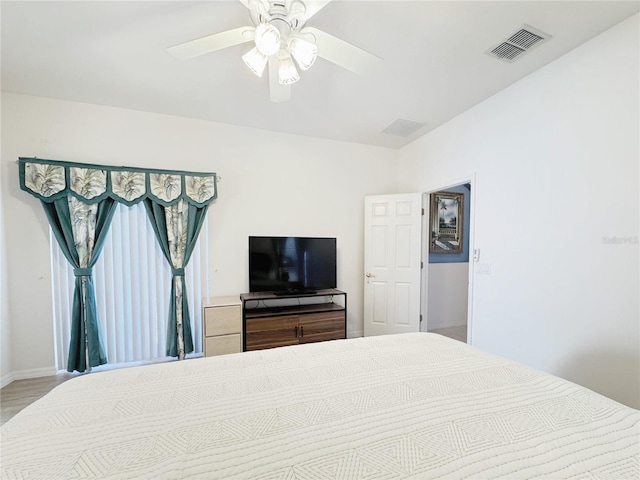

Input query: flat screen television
[249,236,337,294]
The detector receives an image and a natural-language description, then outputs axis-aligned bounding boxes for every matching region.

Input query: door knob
[365,273,375,278]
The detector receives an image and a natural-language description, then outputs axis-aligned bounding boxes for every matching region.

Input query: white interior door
[364,193,422,336]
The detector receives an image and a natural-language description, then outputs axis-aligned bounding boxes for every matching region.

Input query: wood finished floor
[1,373,76,425]
[1,327,468,425]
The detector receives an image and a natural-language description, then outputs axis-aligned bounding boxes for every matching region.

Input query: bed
[2,333,638,479]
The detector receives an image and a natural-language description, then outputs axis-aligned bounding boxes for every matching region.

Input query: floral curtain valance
[19,157,217,207]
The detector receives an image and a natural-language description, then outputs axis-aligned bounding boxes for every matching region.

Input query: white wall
[0,102,12,383]
[399,15,639,408]
[1,92,398,377]
[426,263,469,329]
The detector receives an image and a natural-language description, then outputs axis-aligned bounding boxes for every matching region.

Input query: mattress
[2,333,638,479]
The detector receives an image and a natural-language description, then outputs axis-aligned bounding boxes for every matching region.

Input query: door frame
[420,173,476,345]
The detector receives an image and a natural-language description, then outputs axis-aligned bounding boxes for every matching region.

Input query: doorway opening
[420,178,474,344]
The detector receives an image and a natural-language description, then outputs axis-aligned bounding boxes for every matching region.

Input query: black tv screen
[249,236,337,293]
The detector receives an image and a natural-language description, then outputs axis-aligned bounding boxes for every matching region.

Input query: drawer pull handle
[300,326,304,337]
[294,326,298,337]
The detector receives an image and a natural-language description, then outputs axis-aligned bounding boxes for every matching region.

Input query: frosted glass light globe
[288,37,317,71]
[255,23,281,57]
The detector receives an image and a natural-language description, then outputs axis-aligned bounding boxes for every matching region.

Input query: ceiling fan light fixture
[167,0,384,102]
[254,23,281,57]
[288,36,317,70]
[242,47,268,77]
[278,54,300,85]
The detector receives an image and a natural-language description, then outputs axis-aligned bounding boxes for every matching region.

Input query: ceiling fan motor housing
[250,0,306,33]
[271,18,292,38]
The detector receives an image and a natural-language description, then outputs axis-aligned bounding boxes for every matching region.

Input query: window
[50,203,208,370]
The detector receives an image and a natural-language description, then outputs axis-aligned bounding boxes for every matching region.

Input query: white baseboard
[1,366,57,388]
[0,372,14,389]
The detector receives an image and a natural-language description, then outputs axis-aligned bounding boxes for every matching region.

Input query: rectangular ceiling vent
[486,24,551,63]
[382,118,426,137]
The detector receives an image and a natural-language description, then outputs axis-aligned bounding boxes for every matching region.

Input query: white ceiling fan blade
[303,27,383,76]
[268,57,291,102]
[168,26,254,60]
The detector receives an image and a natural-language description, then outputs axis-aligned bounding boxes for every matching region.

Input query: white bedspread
[2,333,638,479]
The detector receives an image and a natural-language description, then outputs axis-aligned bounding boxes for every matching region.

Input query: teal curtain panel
[18,157,217,371]
[42,197,117,372]
[144,199,209,359]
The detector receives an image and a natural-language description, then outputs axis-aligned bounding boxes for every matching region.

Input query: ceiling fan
[168,0,383,102]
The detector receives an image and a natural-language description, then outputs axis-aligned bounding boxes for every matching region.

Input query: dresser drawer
[205,333,241,356]
[204,305,241,336]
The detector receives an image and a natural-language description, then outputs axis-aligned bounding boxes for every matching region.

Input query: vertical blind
[51,203,209,370]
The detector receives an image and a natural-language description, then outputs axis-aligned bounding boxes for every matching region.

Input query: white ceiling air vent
[382,118,426,137]
[486,24,551,63]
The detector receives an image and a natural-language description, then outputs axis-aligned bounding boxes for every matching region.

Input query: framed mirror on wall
[429,191,464,254]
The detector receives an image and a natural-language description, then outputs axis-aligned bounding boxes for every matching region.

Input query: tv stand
[240,289,347,351]
[272,289,317,296]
